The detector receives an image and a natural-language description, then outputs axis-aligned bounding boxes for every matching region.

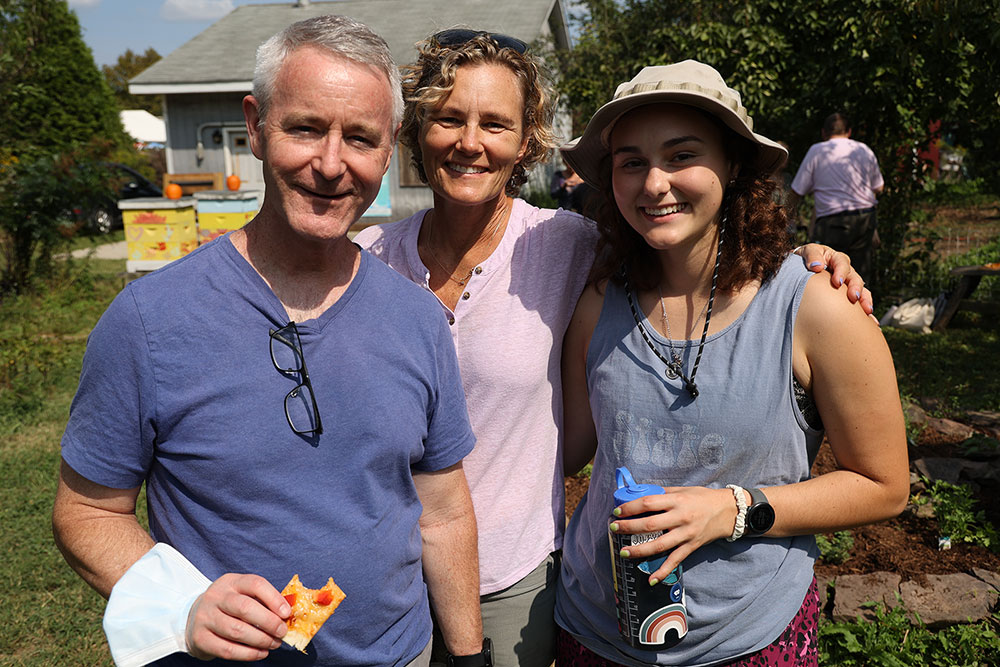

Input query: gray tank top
[556,255,824,666]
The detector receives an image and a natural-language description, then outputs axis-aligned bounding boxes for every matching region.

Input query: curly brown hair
[399,31,558,197]
[588,111,792,292]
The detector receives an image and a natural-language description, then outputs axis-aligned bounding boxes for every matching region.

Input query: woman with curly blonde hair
[357,32,595,664]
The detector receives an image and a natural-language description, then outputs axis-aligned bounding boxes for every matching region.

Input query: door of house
[226,130,264,191]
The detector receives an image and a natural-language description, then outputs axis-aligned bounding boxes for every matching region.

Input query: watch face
[748,503,775,533]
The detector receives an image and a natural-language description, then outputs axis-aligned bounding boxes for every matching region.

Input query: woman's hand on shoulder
[609,486,737,585]
[794,244,874,315]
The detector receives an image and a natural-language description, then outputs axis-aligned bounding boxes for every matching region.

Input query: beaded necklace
[623,214,727,399]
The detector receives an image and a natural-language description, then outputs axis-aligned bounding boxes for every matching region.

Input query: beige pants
[407,636,433,666]
[431,552,560,667]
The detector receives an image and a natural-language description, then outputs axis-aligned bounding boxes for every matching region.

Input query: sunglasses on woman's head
[433,28,528,54]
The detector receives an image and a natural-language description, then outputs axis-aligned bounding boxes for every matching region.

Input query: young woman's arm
[765,271,910,534]
[561,284,603,476]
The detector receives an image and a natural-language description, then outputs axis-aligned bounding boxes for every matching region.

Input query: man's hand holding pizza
[185,573,291,661]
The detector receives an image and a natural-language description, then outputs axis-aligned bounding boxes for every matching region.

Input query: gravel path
[69,240,127,260]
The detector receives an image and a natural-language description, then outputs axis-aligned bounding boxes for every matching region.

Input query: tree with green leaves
[0,0,126,158]
[103,48,163,116]
[0,0,126,294]
[555,0,1000,299]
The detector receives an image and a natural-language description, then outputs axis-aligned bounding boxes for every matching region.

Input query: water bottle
[609,467,687,650]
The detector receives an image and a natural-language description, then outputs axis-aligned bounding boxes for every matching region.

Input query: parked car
[78,163,162,234]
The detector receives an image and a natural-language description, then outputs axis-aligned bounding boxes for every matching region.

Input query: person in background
[551,163,584,210]
[356,33,871,667]
[52,15,484,666]
[556,61,909,666]
[788,112,885,287]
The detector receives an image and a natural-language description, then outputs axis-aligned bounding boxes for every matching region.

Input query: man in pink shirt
[789,113,884,285]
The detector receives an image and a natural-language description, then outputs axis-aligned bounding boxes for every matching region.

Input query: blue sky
[71,0,584,68]
[69,0,280,67]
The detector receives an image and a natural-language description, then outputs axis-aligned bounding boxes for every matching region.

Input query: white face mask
[103,543,211,667]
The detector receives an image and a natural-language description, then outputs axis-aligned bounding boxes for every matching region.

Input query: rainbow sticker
[638,603,688,646]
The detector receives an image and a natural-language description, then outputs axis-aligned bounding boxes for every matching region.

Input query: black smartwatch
[447,638,493,667]
[745,488,775,536]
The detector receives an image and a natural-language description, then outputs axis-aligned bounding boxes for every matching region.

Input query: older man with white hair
[52,15,485,666]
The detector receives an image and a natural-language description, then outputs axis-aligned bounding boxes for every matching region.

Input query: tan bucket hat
[561,60,788,188]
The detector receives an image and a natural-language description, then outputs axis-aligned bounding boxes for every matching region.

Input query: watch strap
[745,487,775,536]
[447,638,493,667]
[747,487,768,507]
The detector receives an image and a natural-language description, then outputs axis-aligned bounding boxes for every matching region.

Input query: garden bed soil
[563,433,1000,581]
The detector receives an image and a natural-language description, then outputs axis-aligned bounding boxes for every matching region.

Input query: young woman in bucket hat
[555,61,909,666]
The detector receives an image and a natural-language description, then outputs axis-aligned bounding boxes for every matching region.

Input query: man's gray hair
[253,15,403,128]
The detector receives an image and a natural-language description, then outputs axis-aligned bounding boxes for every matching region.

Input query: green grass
[1,258,128,666]
[884,317,1000,415]
[2,239,999,664]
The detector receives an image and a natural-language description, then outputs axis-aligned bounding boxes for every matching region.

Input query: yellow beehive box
[193,190,262,245]
[119,197,197,272]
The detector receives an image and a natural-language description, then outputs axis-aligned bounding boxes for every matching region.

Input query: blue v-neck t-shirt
[62,234,475,666]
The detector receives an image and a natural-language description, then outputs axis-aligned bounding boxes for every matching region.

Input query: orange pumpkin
[164,183,183,200]
[226,174,241,191]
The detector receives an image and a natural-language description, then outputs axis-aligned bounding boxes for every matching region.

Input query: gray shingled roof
[131,0,566,93]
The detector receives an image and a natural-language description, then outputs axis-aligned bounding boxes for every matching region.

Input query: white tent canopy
[120,109,166,144]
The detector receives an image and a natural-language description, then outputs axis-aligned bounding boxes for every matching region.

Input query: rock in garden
[898,573,999,628]
[904,402,928,427]
[831,572,901,623]
[972,567,1000,592]
[963,411,1000,440]
[961,460,1000,483]
[913,457,967,484]
[965,410,1000,428]
[913,456,998,486]
[902,501,936,520]
[920,397,945,412]
[926,417,975,442]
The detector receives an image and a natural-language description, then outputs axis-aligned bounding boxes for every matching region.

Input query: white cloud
[68,0,102,7]
[160,0,235,22]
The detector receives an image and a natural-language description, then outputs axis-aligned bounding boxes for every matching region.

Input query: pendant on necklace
[665,354,682,379]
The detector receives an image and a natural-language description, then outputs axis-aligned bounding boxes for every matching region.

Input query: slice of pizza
[280,574,346,652]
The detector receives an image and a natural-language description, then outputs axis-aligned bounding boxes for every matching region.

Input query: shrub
[0,149,115,294]
[925,479,1000,553]
[816,530,855,565]
[919,177,996,207]
[820,603,1000,666]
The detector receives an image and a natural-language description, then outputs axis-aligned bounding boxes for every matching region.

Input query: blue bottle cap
[614,467,663,506]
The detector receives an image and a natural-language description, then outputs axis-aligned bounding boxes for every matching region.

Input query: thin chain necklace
[657,287,711,378]
[424,212,505,286]
[624,215,727,399]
